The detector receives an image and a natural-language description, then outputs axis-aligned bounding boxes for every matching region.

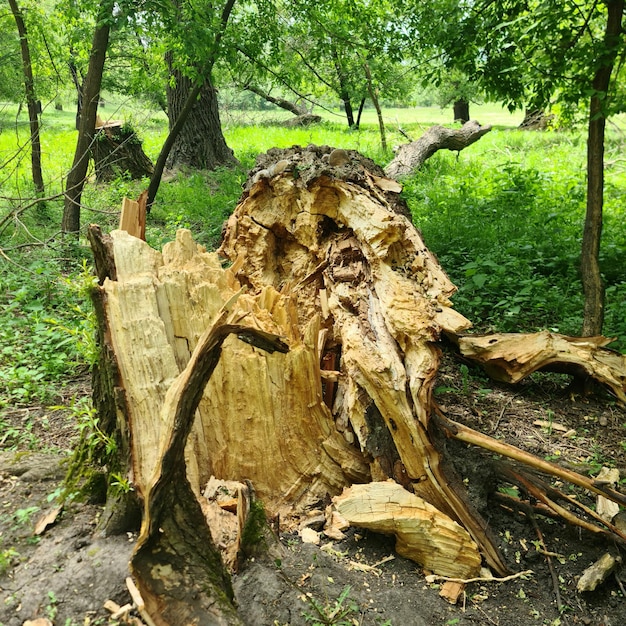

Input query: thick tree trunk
[385,120,492,178]
[453,98,470,123]
[9,0,44,195]
[165,65,237,171]
[62,2,114,233]
[581,0,624,336]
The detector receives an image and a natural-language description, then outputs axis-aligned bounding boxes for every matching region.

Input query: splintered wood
[91,144,626,624]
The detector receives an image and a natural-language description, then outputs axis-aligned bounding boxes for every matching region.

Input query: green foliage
[403,128,626,350]
[0,546,20,575]
[0,257,92,409]
[303,585,359,626]
[59,396,118,501]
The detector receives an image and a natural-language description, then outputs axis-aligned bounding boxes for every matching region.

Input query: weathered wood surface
[92,122,154,182]
[218,144,507,574]
[90,144,626,621]
[92,227,366,518]
[384,120,492,178]
[333,481,482,578]
[458,331,626,403]
[132,306,287,626]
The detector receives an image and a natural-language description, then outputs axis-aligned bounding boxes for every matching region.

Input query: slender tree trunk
[68,58,83,130]
[364,63,387,152]
[355,96,366,128]
[580,0,624,336]
[9,0,44,195]
[62,2,114,234]
[332,48,355,128]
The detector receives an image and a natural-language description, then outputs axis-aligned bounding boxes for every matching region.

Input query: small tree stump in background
[92,121,154,182]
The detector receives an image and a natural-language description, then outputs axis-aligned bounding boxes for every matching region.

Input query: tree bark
[91,122,153,182]
[384,121,492,178]
[9,0,44,195]
[581,0,624,336]
[332,47,355,128]
[62,2,114,233]
[165,67,237,171]
[453,98,470,124]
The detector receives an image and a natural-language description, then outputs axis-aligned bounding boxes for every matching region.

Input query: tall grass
[0,99,625,413]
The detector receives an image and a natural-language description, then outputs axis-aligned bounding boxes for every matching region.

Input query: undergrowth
[1,104,625,431]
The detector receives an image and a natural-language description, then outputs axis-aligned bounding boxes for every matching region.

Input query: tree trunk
[9,0,44,195]
[581,0,624,336]
[62,2,114,234]
[165,65,236,171]
[355,96,366,128]
[68,58,83,130]
[453,98,470,123]
[364,63,387,152]
[332,48,355,128]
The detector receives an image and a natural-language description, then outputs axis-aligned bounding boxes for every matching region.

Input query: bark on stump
[92,122,154,182]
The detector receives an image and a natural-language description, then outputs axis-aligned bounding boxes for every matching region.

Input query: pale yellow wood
[102,228,368,510]
[119,197,142,238]
[459,331,626,403]
[333,481,481,578]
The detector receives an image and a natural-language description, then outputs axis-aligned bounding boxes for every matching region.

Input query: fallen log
[456,331,626,403]
[385,120,492,178]
[88,144,626,623]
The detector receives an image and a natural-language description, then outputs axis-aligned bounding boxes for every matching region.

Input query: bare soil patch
[0,348,624,625]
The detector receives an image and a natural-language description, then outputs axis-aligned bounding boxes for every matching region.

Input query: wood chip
[596,467,621,522]
[440,581,465,604]
[34,505,62,536]
[532,419,568,432]
[577,553,621,592]
[300,527,320,545]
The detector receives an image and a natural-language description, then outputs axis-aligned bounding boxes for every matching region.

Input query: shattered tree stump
[90,144,626,624]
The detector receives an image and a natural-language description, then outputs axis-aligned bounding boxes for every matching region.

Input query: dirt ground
[0,347,624,626]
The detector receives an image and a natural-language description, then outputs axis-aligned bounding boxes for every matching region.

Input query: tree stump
[89,144,626,624]
[91,121,154,182]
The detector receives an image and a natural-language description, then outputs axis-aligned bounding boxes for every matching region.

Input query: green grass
[0,98,625,417]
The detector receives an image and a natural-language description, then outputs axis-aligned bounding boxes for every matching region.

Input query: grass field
[0,97,625,414]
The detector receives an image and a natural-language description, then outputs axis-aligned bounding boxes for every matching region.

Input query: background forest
[0,0,625,428]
